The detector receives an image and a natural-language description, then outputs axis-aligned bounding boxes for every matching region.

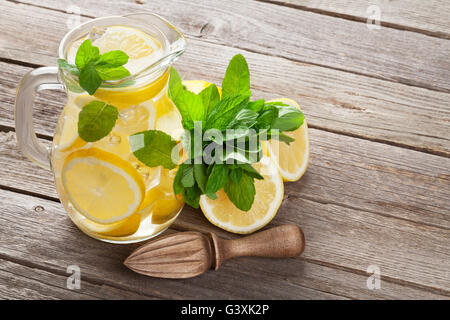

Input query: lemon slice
[138,168,184,224]
[183,80,212,94]
[183,80,222,96]
[265,98,310,181]
[92,26,162,72]
[62,148,145,224]
[57,95,96,152]
[78,213,141,237]
[199,157,283,234]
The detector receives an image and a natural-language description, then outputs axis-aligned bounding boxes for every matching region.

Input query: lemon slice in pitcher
[62,148,145,224]
[57,95,96,152]
[89,26,167,108]
[199,157,283,234]
[265,98,309,182]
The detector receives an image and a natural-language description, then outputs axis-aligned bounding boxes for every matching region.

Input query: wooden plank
[0,259,146,299]
[259,0,450,39]
[0,189,446,299]
[2,43,450,157]
[0,189,348,299]
[3,0,450,93]
[1,128,449,296]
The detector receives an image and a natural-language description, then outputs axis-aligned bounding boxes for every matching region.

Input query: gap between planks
[9,0,450,41]
[1,188,446,299]
[1,1,449,156]
[253,0,450,40]
[6,0,450,94]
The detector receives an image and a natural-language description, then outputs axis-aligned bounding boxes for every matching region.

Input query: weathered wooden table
[0,0,449,299]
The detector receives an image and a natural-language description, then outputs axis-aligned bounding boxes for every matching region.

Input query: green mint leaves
[70,52,305,213]
[129,130,178,170]
[167,54,305,211]
[222,54,251,98]
[78,101,118,142]
[58,39,130,95]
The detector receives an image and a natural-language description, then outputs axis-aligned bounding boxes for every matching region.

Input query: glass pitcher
[15,13,186,243]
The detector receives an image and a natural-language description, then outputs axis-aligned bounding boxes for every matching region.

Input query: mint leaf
[79,63,103,95]
[199,84,220,114]
[227,108,258,129]
[78,100,118,142]
[224,173,255,211]
[206,192,218,200]
[169,69,206,130]
[58,59,79,76]
[177,90,206,130]
[70,40,131,94]
[246,99,265,113]
[75,39,99,70]
[173,164,185,195]
[168,68,184,101]
[95,65,131,81]
[95,50,129,67]
[181,164,195,188]
[193,163,208,193]
[205,94,249,130]
[182,185,201,208]
[256,106,278,129]
[222,54,251,98]
[238,163,264,180]
[229,167,243,184]
[271,105,304,132]
[205,164,229,194]
[129,130,177,169]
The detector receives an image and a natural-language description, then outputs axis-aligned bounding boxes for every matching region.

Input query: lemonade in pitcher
[49,15,186,243]
[16,14,309,244]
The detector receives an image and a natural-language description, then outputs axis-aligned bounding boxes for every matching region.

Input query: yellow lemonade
[51,26,184,242]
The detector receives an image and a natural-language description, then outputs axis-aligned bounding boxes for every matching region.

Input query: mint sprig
[58,39,130,95]
[130,54,305,211]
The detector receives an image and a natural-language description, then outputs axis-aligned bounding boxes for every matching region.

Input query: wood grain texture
[1,0,449,300]
[0,259,147,299]
[2,44,450,157]
[0,189,346,299]
[260,0,450,38]
[0,188,447,299]
[3,0,450,93]
[124,225,304,278]
[1,129,449,297]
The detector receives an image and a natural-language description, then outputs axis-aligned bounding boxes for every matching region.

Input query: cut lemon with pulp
[266,98,309,182]
[62,148,145,224]
[199,157,283,234]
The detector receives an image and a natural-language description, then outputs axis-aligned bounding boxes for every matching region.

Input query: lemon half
[199,157,283,234]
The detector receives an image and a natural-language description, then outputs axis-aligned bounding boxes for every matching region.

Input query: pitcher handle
[15,67,63,170]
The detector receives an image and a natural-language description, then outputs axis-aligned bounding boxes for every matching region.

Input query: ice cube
[88,26,106,42]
